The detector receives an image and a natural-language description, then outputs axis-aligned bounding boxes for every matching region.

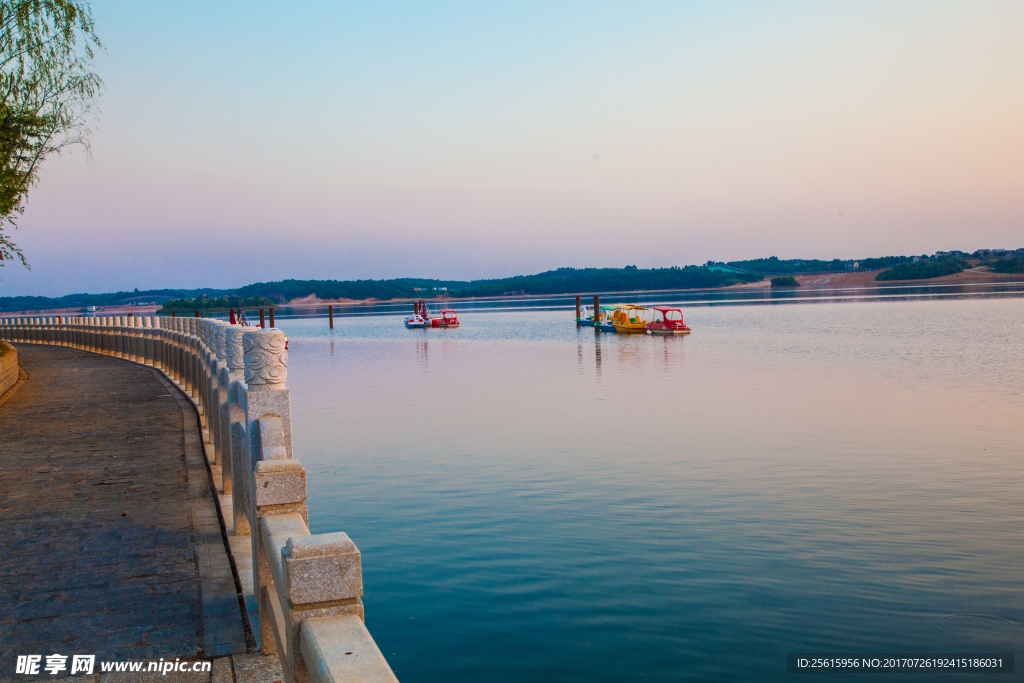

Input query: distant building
[433,287,447,291]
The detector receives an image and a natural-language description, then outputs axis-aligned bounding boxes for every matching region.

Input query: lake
[271,284,1024,681]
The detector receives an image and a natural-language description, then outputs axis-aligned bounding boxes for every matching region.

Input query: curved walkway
[0,345,248,673]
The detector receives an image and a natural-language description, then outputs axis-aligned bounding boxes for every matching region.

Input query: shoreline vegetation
[875,257,966,281]
[3,251,1023,314]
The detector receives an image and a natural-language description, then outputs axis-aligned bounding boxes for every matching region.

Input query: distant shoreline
[5,269,1022,317]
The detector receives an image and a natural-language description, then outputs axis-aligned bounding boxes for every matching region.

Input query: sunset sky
[4,1,1023,296]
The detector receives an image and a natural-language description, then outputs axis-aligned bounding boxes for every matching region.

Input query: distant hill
[0,288,234,313]
[3,250,1018,312]
[447,266,761,298]
[715,256,905,274]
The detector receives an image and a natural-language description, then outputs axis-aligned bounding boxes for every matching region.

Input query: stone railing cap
[286,532,357,559]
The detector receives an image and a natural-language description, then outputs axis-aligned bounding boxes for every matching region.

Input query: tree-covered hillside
[448,266,762,298]
[875,258,966,281]
[717,255,906,273]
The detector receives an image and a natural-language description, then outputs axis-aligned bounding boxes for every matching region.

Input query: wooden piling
[593,295,600,324]
[269,308,275,328]
[259,308,265,328]
[171,311,177,317]
[329,305,334,329]
[194,311,200,318]
[576,295,581,325]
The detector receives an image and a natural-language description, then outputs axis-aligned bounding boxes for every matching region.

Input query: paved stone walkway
[0,345,265,680]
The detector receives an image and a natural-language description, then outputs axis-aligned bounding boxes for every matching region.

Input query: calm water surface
[274,292,1024,681]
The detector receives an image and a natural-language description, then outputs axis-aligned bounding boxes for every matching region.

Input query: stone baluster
[143,317,154,366]
[226,326,248,534]
[152,317,163,369]
[213,322,232,493]
[101,317,110,354]
[200,321,217,454]
[186,318,197,399]
[179,318,191,395]
[133,316,142,364]
[133,316,141,362]
[176,317,186,387]
[165,318,176,379]
[150,317,160,368]
[204,321,224,472]
[116,317,125,358]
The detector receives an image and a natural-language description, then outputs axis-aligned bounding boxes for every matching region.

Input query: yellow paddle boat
[609,304,653,334]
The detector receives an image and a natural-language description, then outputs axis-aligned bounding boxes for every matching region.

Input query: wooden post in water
[269,308,275,328]
[593,295,600,323]
[575,295,581,325]
[194,311,200,318]
[259,308,265,328]
[171,311,177,317]
[328,305,334,329]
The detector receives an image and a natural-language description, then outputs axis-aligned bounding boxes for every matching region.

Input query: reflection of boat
[610,304,652,334]
[647,306,691,335]
[432,309,459,328]
[404,314,426,328]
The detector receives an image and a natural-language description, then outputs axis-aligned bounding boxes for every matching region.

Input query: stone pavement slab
[0,345,249,680]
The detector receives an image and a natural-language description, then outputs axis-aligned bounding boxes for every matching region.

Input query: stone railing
[0,339,17,395]
[0,315,398,683]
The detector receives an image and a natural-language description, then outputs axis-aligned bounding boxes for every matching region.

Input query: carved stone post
[242,328,299,655]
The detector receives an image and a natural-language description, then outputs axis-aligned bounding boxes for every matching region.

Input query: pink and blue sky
[3,1,1023,296]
